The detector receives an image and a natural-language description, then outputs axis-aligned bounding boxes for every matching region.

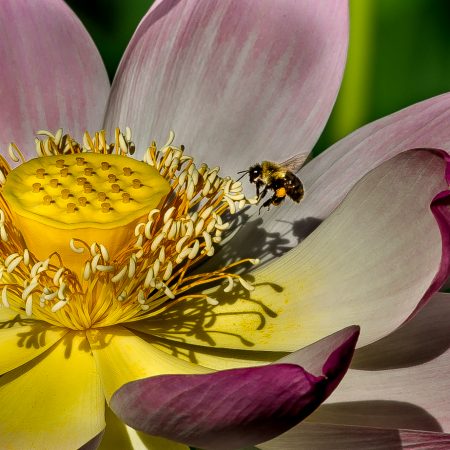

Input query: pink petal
[110,326,358,449]
[105,0,348,172]
[235,93,450,262]
[0,0,109,159]
[308,293,450,432]
[258,423,450,449]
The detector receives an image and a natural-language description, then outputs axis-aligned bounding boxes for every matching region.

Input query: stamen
[2,287,9,307]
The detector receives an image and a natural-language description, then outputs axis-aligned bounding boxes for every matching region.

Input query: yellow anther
[61,189,70,199]
[50,178,59,188]
[97,192,107,201]
[83,183,93,193]
[101,202,111,213]
[76,157,85,166]
[56,159,65,168]
[132,179,141,189]
[43,195,52,205]
[101,162,110,170]
[122,193,131,203]
[84,167,94,176]
[108,174,117,183]
[78,197,87,207]
[111,184,120,193]
[32,183,41,193]
[60,168,69,177]
[77,177,86,185]
[123,167,132,176]
[36,168,45,179]
[67,203,77,213]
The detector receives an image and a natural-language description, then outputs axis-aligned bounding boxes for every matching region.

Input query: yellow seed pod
[3,153,170,274]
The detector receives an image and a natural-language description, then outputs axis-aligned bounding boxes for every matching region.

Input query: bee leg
[255,181,261,198]
[257,184,268,202]
[258,196,275,214]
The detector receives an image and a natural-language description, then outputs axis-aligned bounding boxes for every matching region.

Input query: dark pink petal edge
[408,149,450,319]
[110,327,359,450]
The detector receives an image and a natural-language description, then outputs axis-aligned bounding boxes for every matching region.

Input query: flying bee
[238,154,308,212]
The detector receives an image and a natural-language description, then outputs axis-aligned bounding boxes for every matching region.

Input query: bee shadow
[206,208,323,272]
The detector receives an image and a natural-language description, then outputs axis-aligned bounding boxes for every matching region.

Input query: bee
[238,154,308,212]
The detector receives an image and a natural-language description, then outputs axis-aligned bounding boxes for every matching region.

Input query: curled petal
[299,93,450,221]
[111,326,358,449]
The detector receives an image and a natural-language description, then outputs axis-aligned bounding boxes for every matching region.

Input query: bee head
[248,164,262,183]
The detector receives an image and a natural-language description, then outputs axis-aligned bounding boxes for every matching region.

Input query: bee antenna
[236,172,248,181]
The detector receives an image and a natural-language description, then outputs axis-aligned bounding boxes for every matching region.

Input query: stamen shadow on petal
[127,280,281,350]
[133,332,287,367]
[0,318,94,358]
[134,300,262,347]
[0,314,37,329]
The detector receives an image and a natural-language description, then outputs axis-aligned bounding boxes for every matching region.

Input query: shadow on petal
[308,400,443,432]
[254,422,450,450]
[205,209,323,270]
[352,293,450,370]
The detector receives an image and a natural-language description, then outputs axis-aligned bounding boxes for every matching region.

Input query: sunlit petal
[87,327,210,401]
[0,332,104,449]
[0,317,68,375]
[140,151,449,351]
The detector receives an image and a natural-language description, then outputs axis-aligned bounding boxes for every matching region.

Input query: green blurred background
[66,0,450,156]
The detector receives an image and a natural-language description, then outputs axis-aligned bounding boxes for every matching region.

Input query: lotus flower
[0,1,449,449]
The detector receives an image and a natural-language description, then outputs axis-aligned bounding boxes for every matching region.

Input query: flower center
[0,129,257,330]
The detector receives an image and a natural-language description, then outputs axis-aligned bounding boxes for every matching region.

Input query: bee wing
[280,153,309,173]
